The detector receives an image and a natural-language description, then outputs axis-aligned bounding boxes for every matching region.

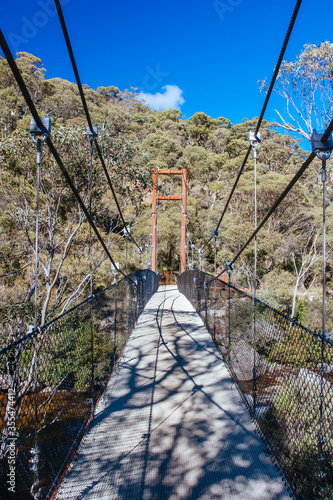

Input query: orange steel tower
[151,168,187,274]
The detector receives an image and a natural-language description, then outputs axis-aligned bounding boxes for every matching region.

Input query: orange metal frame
[160,270,179,285]
[151,168,187,274]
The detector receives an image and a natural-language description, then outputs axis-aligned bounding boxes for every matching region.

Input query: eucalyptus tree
[262,42,333,140]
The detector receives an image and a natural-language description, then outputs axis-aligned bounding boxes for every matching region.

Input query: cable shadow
[56,288,290,500]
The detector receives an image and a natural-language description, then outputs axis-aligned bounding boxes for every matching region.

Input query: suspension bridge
[54,286,291,500]
[1,0,333,499]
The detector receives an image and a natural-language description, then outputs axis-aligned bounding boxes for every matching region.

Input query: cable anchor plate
[311,130,333,160]
[86,124,98,141]
[226,261,234,274]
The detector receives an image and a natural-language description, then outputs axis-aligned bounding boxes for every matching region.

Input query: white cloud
[137,85,185,111]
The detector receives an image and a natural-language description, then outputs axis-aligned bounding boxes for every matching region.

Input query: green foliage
[261,327,332,368]
[141,132,183,168]
[39,311,114,390]
[261,372,333,498]
[0,51,331,334]
[258,270,294,312]
[97,85,120,99]
[261,402,320,498]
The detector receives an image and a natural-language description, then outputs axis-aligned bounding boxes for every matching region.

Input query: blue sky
[1,0,332,128]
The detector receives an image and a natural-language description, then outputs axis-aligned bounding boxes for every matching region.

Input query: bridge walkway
[55,286,290,500]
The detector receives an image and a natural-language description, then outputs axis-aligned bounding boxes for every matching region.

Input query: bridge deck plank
[56,286,291,500]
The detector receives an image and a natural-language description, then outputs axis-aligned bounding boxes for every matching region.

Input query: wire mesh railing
[0,269,159,500]
[178,270,333,500]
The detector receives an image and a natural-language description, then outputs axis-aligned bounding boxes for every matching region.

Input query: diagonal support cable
[0,28,134,284]
[54,0,142,252]
[201,0,303,253]
[208,115,333,283]
[208,152,314,282]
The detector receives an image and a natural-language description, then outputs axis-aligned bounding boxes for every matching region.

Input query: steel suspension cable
[209,152,314,282]
[249,135,259,415]
[201,146,251,253]
[209,115,333,284]
[201,0,303,253]
[253,0,303,136]
[185,217,191,271]
[0,28,133,284]
[54,0,142,253]
[186,230,194,269]
[32,138,41,498]
[88,136,95,415]
[318,153,328,489]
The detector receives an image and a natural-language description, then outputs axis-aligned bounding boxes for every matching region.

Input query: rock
[256,405,270,417]
[317,362,333,375]
[326,364,333,375]
[243,392,275,417]
[267,363,285,375]
[264,385,283,395]
[294,368,331,395]
[100,316,114,332]
[230,339,267,381]
[41,387,52,394]
[214,309,227,318]
[257,395,274,406]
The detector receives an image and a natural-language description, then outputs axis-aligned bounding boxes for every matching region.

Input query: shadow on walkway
[56,286,291,500]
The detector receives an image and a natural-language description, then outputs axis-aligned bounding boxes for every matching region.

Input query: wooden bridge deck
[55,286,291,500]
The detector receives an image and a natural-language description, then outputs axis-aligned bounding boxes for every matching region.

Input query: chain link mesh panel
[179,270,333,500]
[0,270,159,500]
